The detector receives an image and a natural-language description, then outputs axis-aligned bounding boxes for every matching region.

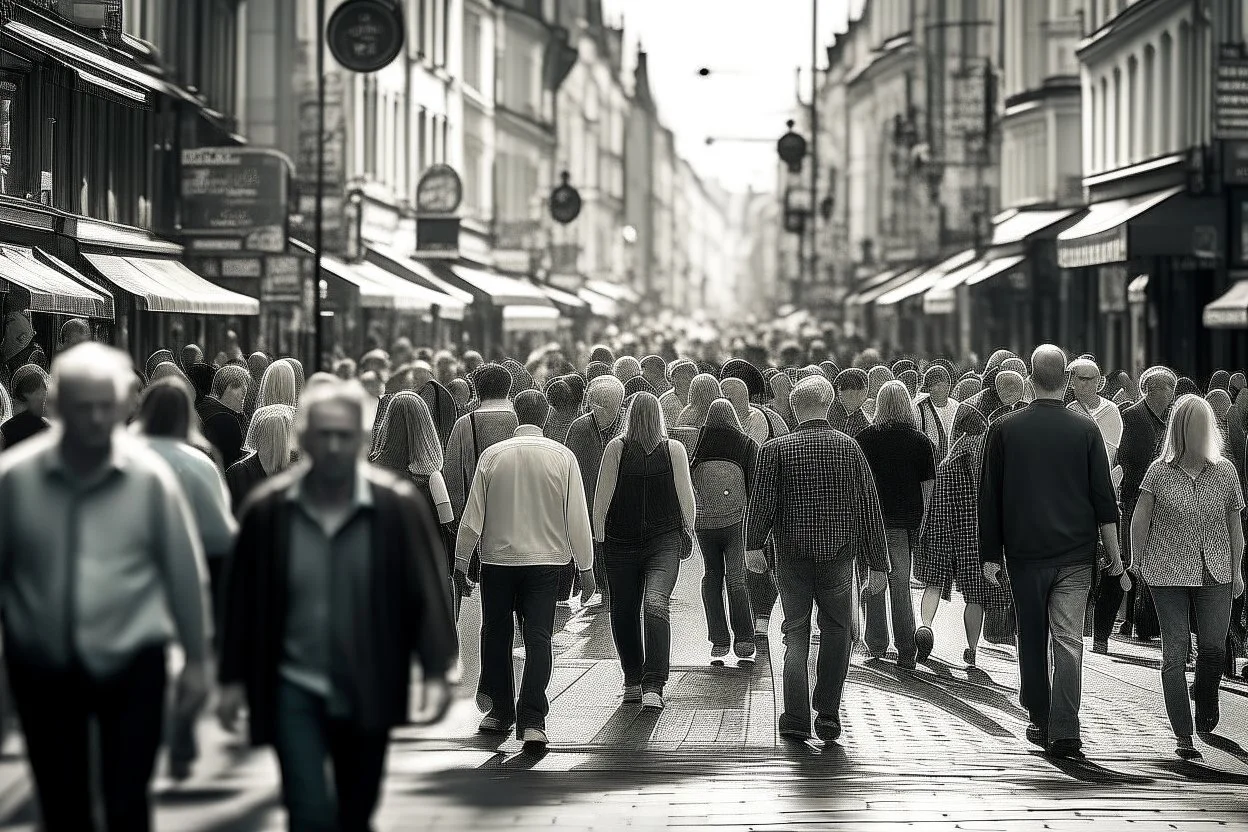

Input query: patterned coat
[915,433,1012,608]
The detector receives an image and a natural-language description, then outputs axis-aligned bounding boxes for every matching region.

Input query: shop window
[0,74,28,198]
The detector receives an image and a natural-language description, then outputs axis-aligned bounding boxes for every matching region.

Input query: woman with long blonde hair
[593,392,697,711]
[1130,394,1245,760]
[226,404,297,512]
[254,359,299,410]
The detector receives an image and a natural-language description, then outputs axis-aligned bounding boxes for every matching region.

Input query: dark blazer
[198,396,245,469]
[225,453,267,514]
[1118,400,1166,509]
[218,465,457,746]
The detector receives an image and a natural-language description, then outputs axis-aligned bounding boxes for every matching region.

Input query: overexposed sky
[602,0,856,194]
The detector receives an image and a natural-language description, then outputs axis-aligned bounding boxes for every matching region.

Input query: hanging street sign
[326,0,404,74]
[180,147,293,253]
[549,171,582,225]
[416,164,464,214]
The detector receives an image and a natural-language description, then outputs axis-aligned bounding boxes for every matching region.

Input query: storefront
[873,250,976,357]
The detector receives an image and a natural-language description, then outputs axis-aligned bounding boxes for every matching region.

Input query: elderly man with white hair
[745,375,890,744]
[0,343,210,832]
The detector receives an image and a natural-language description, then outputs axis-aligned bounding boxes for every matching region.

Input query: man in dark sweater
[198,364,250,469]
[979,345,1123,760]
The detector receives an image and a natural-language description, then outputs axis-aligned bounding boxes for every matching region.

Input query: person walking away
[594,392,697,709]
[58,318,92,350]
[856,381,935,668]
[454,390,596,749]
[745,376,890,743]
[1101,367,1177,643]
[979,345,1123,760]
[829,369,870,437]
[659,359,697,428]
[1129,394,1245,759]
[914,365,960,461]
[565,375,626,607]
[0,343,210,831]
[690,399,758,665]
[198,364,250,469]
[988,370,1027,424]
[217,379,455,832]
[1,364,49,451]
[226,403,297,512]
[543,377,581,444]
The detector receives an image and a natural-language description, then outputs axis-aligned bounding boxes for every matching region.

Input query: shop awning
[1204,281,1248,329]
[844,267,905,307]
[502,305,561,333]
[35,250,116,320]
[353,261,466,320]
[365,246,475,305]
[965,254,1027,287]
[1128,274,1149,304]
[989,208,1081,246]
[449,265,552,307]
[577,287,618,318]
[853,264,927,308]
[0,247,112,319]
[535,283,587,312]
[320,256,395,309]
[875,250,977,307]
[1056,186,1221,269]
[584,279,640,305]
[84,254,259,315]
[922,257,991,315]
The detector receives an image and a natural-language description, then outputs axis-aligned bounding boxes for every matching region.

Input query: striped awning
[536,282,588,311]
[84,254,259,315]
[365,246,476,305]
[875,250,977,308]
[503,304,561,333]
[1056,187,1183,269]
[352,260,466,320]
[584,279,640,304]
[0,247,112,319]
[320,256,395,309]
[578,287,618,318]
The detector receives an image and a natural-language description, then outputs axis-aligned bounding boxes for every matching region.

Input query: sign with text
[1225,141,1248,185]
[1215,56,1248,139]
[416,165,463,214]
[327,0,404,74]
[180,148,292,253]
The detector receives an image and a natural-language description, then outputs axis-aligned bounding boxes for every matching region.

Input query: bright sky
[602,0,857,195]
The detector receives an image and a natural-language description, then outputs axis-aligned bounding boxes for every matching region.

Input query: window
[1142,45,1156,158]
[0,74,27,198]
[464,135,483,214]
[1160,33,1173,153]
[1177,22,1191,148]
[464,9,483,91]
[1127,56,1139,163]
[1098,76,1109,171]
[363,79,377,177]
[1111,67,1121,168]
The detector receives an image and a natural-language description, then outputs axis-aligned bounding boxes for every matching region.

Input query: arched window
[1160,33,1173,153]
[1142,45,1156,158]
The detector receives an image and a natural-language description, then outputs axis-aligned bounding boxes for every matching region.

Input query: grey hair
[1029,344,1069,393]
[872,380,916,428]
[789,376,834,413]
[1140,366,1178,394]
[50,342,134,402]
[295,379,367,441]
[587,375,625,406]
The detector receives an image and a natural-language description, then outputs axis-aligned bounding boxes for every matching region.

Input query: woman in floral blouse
[1131,394,1246,760]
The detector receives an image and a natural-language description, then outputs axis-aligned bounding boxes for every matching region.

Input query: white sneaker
[521,727,549,748]
[641,691,664,710]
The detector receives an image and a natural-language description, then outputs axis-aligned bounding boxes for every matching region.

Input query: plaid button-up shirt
[745,419,891,572]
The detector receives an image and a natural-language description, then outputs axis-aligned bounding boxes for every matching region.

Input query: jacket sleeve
[155,468,211,666]
[742,437,758,494]
[563,453,594,572]
[978,423,1006,564]
[444,419,468,519]
[397,487,458,679]
[744,440,778,551]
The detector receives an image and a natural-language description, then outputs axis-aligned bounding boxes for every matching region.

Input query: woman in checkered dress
[913,405,1014,667]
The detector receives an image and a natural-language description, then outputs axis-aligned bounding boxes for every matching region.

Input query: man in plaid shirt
[745,375,890,744]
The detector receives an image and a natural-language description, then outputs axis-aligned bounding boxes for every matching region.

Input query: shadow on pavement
[1025,750,1155,786]
[852,661,1016,737]
[1156,759,1248,785]
[1200,732,1248,762]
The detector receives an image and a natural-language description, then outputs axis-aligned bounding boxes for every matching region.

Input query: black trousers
[477,564,561,733]
[6,644,168,832]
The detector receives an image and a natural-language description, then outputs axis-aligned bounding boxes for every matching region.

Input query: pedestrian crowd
[0,320,1244,831]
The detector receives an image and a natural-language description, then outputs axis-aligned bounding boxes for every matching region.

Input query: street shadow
[192,794,282,832]
[1199,732,1248,762]
[1156,758,1248,785]
[1026,750,1155,786]
[155,785,248,805]
[851,661,1016,737]
[485,745,551,771]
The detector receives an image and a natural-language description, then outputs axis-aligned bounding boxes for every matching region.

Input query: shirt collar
[286,461,375,510]
[515,425,544,437]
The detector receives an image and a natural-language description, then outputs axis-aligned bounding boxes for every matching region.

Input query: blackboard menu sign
[181,148,292,253]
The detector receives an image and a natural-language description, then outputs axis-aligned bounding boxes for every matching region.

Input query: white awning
[1204,280,1248,329]
[577,287,618,318]
[876,250,977,307]
[988,208,1080,247]
[854,264,926,307]
[320,256,395,309]
[965,254,1027,287]
[503,304,561,333]
[844,267,905,307]
[366,245,475,305]
[354,261,466,320]
[922,257,992,315]
[1128,274,1149,304]
[450,265,552,306]
[1056,187,1183,268]
[84,254,259,315]
[0,247,113,319]
[536,283,588,310]
[584,279,640,304]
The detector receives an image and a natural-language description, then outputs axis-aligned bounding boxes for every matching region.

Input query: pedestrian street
[2,561,1244,831]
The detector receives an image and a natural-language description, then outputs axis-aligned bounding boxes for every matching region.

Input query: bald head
[1030,345,1069,397]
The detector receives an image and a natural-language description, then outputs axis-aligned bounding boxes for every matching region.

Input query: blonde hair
[623,391,667,453]
[873,380,916,428]
[246,405,296,476]
[256,360,298,409]
[1161,394,1222,466]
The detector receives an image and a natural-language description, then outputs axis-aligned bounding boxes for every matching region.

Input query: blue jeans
[273,681,390,832]
[697,523,754,648]
[605,530,683,692]
[477,564,561,734]
[864,528,918,662]
[1007,561,1093,742]
[774,553,856,733]
[1152,582,1233,736]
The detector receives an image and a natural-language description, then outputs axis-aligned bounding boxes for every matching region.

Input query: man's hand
[983,562,1002,587]
[216,683,246,733]
[864,570,888,596]
[413,677,452,724]
[175,660,210,721]
[453,566,474,598]
[746,549,768,574]
[579,568,598,604]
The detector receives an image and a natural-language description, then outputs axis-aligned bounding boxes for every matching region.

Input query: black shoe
[914,626,934,662]
[814,716,842,742]
[963,647,977,667]
[779,726,811,742]
[1118,621,1132,637]
[896,655,917,670]
[1025,723,1048,749]
[1196,706,1220,735]
[1047,738,1085,760]
[1175,735,1202,760]
[1091,640,1108,655]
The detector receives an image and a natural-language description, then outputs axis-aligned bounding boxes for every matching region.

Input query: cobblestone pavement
[1,563,1247,830]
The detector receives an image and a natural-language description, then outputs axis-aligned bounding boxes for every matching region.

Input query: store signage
[1225,141,1248,185]
[262,255,302,302]
[416,165,463,214]
[221,258,263,279]
[948,65,988,138]
[326,0,404,74]
[181,148,292,253]
[416,217,461,258]
[1215,55,1248,140]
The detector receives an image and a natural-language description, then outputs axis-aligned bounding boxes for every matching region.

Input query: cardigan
[218,464,457,746]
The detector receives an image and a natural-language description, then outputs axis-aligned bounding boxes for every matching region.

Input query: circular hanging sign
[549,171,582,225]
[416,164,463,214]
[327,0,404,74]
